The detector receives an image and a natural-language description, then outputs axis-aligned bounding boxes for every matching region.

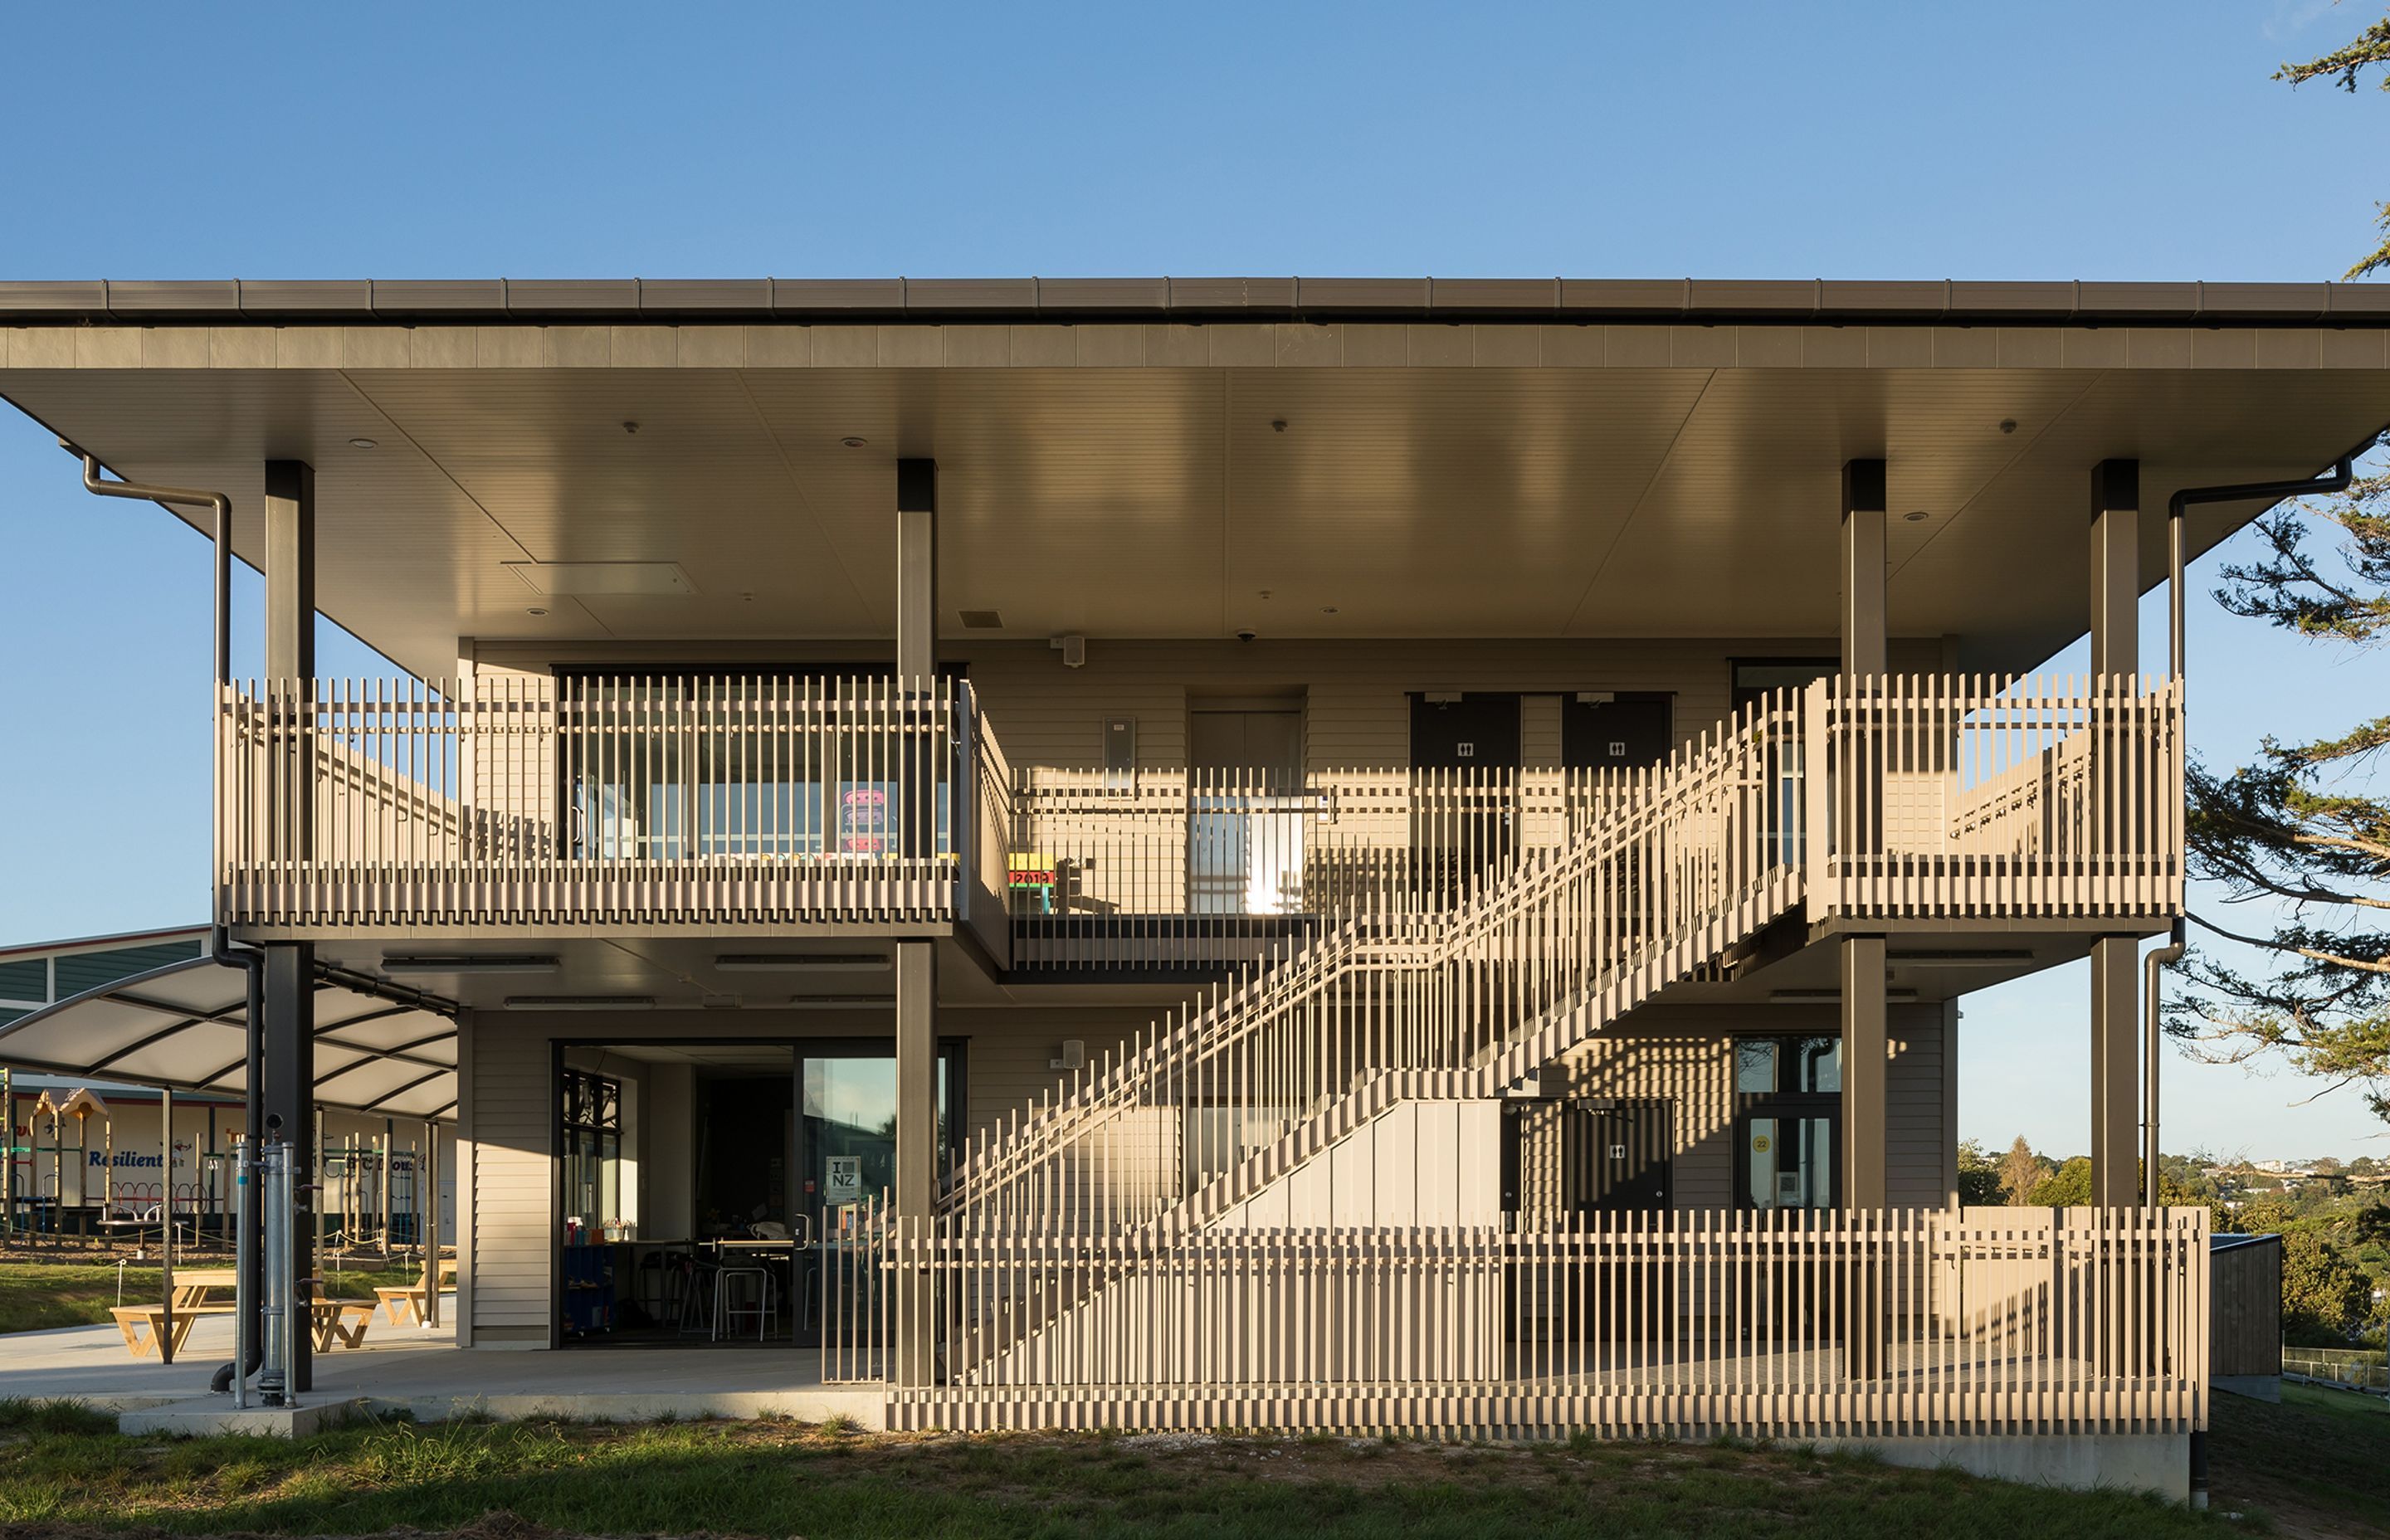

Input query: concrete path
[0,1302,888,1435]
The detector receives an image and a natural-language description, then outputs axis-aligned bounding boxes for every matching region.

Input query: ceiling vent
[959,609,1004,630]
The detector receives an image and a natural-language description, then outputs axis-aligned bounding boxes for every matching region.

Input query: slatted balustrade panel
[1012,768,1616,969]
[217,675,973,928]
[1814,674,2184,920]
[854,1207,2207,1439]
[949,690,1809,1233]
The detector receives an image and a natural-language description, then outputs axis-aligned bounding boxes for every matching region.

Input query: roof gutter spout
[2163,453,2358,680]
[66,444,266,1393]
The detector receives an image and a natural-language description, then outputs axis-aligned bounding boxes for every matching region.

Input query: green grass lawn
[0,1262,427,1336]
[2207,1382,2390,1533]
[0,1401,2242,1540]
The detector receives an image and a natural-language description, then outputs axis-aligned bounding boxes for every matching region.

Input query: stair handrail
[946,687,1807,1219]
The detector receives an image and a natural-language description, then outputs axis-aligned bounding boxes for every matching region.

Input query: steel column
[1841,934,1889,1210]
[894,939,937,1385]
[2089,459,2140,1209]
[1840,459,1887,677]
[260,943,315,1390]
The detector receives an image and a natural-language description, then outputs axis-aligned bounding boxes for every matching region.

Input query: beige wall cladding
[72,329,141,368]
[1549,1002,1950,1212]
[140,329,212,368]
[477,328,545,369]
[470,636,1940,777]
[276,329,344,369]
[609,327,676,368]
[409,329,477,369]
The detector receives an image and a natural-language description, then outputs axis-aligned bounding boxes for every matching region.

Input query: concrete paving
[1,1303,889,1435]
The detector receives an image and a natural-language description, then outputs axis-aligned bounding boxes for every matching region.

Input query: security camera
[1236,628,1256,643]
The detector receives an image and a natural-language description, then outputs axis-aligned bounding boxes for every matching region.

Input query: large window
[1733,1035,1839,1212]
[560,1069,622,1238]
[559,673,951,863]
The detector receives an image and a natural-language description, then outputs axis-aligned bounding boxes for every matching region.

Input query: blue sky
[0,0,2384,1160]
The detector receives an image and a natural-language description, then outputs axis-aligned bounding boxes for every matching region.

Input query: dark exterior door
[1409,694,1522,770]
[1409,694,1520,901]
[1502,1098,1673,1215]
[1562,694,1672,772]
[1503,1098,1677,1348]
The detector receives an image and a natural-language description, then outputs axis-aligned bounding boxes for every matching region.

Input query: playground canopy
[0,958,455,1121]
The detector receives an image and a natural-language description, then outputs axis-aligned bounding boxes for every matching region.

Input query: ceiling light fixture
[383,954,559,975]
[347,437,378,450]
[715,953,892,973]
[524,607,549,616]
[840,436,868,449]
[1905,509,1929,523]
[1319,606,1339,615]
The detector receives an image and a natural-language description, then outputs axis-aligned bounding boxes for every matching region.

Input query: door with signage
[1408,694,1520,901]
[1561,694,1672,772]
[1501,1098,1674,1215]
[1502,1098,1675,1346]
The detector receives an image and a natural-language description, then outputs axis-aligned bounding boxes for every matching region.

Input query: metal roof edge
[1,277,2383,328]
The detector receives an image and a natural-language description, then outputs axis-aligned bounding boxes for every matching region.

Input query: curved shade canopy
[0,958,456,1121]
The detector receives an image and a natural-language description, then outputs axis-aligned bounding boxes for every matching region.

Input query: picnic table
[108,1297,378,1358]
[374,1260,458,1326]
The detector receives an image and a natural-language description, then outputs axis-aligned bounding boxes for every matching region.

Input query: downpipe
[2141,451,2361,1209]
[2152,454,2359,1510]
[67,445,267,1395]
[2140,919,2185,1207]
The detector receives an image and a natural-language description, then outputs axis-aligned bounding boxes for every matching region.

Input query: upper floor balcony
[215,670,2184,962]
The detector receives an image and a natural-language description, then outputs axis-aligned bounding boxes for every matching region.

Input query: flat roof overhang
[3,276,2385,679]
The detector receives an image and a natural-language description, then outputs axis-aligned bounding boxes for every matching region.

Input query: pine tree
[2173,17,2390,1122]
[2275,12,2390,278]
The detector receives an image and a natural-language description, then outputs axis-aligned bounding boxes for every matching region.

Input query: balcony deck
[216,673,2183,961]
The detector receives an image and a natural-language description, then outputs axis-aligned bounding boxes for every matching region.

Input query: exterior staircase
[944,685,1810,1236]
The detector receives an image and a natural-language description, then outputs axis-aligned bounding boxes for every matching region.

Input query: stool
[676,1255,718,1337]
[714,1265,774,1343]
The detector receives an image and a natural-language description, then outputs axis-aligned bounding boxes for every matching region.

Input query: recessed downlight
[1904,509,1929,523]
[525,607,549,616]
[348,436,378,450]
[840,436,868,449]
